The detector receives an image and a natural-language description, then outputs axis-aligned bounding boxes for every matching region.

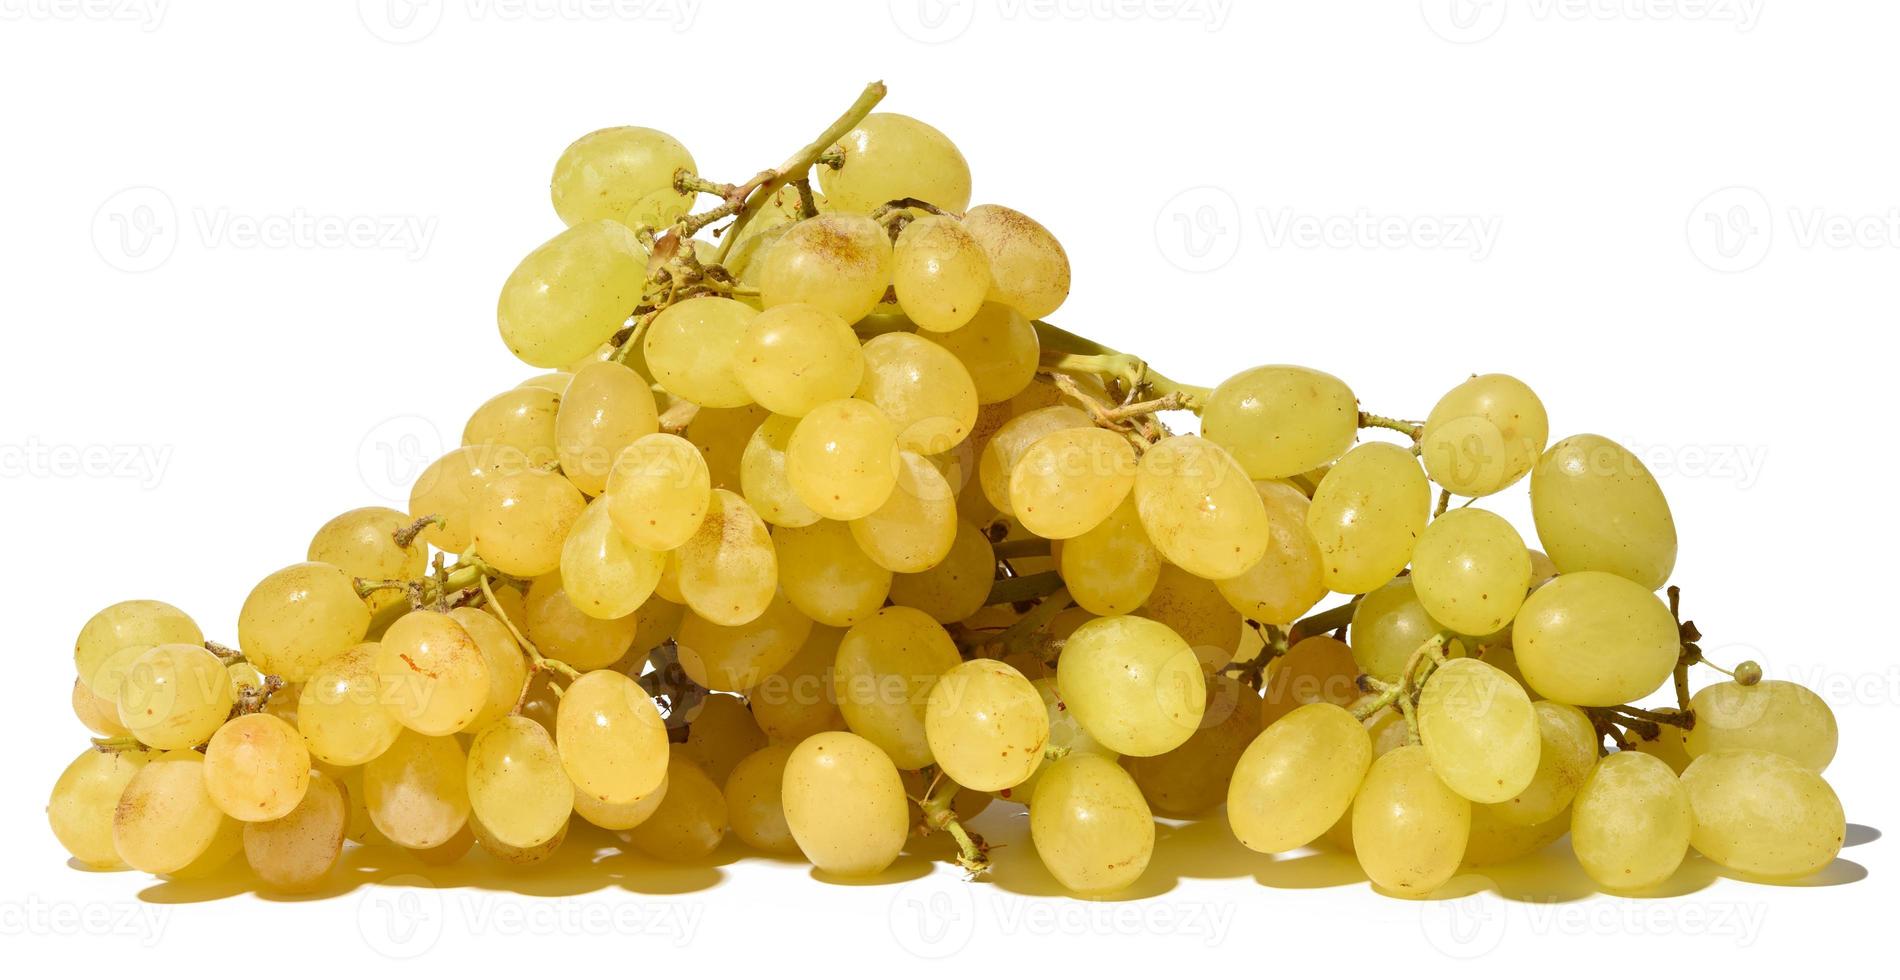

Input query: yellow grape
[1349,577,1447,682]
[523,573,638,670]
[1134,435,1270,581]
[498,220,646,368]
[1417,658,1539,804]
[1003,677,1117,806]
[572,772,667,831]
[236,562,370,683]
[688,403,771,491]
[376,610,490,736]
[749,626,846,743]
[1217,480,1326,626]
[116,643,235,750]
[1138,563,1244,673]
[363,730,469,849]
[307,507,427,617]
[112,751,234,875]
[1228,702,1372,853]
[887,524,991,626]
[556,359,659,495]
[644,296,758,408]
[787,398,899,521]
[550,126,695,227]
[1491,701,1597,827]
[820,113,972,215]
[725,743,798,853]
[892,214,992,332]
[1511,571,1679,705]
[758,213,893,323]
[1630,721,1693,774]
[933,302,1040,404]
[1685,680,1838,772]
[243,770,348,893]
[473,467,586,578]
[1201,365,1358,480]
[1056,615,1206,757]
[979,405,1091,515]
[676,489,779,626]
[471,811,567,866]
[782,731,910,876]
[732,303,865,417]
[924,659,1050,791]
[74,599,203,698]
[466,715,573,849]
[1306,441,1431,595]
[71,677,129,737]
[1029,753,1153,894]
[1125,679,1261,816]
[850,450,957,573]
[1351,744,1470,898]
[561,497,664,620]
[680,693,768,784]
[627,592,683,664]
[444,608,527,732]
[773,520,892,627]
[1008,426,1136,540]
[606,432,713,551]
[615,757,727,861]
[1464,802,1571,867]
[1060,495,1160,616]
[556,669,668,804]
[409,445,510,554]
[517,370,572,393]
[1260,635,1361,728]
[832,606,963,768]
[677,591,814,690]
[742,415,824,528]
[464,385,560,464]
[1570,751,1692,890]
[1420,373,1549,497]
[298,643,403,766]
[204,713,311,822]
[1531,434,1678,590]
[961,204,1070,319]
[1410,507,1532,636]
[49,746,154,869]
[856,332,979,455]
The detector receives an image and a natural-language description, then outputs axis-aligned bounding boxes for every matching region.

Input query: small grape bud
[1733,660,1763,686]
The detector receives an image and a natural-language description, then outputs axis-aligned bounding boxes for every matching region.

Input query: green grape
[243,769,348,894]
[1307,442,1431,594]
[621,752,726,861]
[892,214,991,332]
[1260,635,1360,728]
[1126,678,1261,816]
[832,606,963,768]
[1201,365,1358,480]
[782,731,910,876]
[523,573,638,670]
[1008,426,1137,540]
[1419,373,1549,497]
[677,592,814,690]
[1685,680,1838,772]
[1056,615,1206,757]
[688,403,771,491]
[363,730,469,849]
[774,520,892,627]
[557,669,668,804]
[979,405,1090,515]
[1228,702,1372,853]
[298,643,403,766]
[204,713,311,822]
[1060,496,1161,616]
[606,432,713,551]
[307,507,428,617]
[820,113,972,215]
[1464,802,1571,867]
[74,599,203,698]
[1570,751,1692,890]
[471,811,567,866]
[1531,434,1678,590]
[856,332,980,455]
[1029,753,1153,894]
[933,302,1039,404]
[1138,563,1244,673]
[676,489,779,626]
[1350,577,1447,681]
[116,643,235,750]
[572,771,667,831]
[561,497,664,620]
[924,659,1050,792]
[725,743,798,853]
[111,751,235,875]
[1417,658,1539,804]
[732,303,865,417]
[71,677,130,737]
[890,519,994,624]
[1351,744,1470,898]
[1003,678,1117,806]
[473,468,586,578]
[1511,571,1678,705]
[498,220,647,368]
[409,445,509,554]
[680,693,768,784]
[49,746,154,869]
[1630,721,1693,773]
[376,610,490,736]
[758,214,893,323]
[466,715,573,849]
[1490,701,1596,826]
[644,296,758,408]
[850,450,957,573]
[1134,435,1270,581]
[556,359,660,495]
[1527,548,1560,587]
[961,204,1070,319]
[550,126,695,227]
[787,398,899,521]
[1216,480,1326,626]
[517,370,573,394]
[1410,507,1532,636]
[742,415,824,528]
[236,562,370,683]
[748,626,846,743]
[446,608,527,731]
[464,385,560,465]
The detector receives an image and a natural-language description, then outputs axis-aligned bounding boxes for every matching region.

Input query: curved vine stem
[712,81,888,263]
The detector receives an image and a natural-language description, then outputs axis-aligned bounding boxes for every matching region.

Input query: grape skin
[204,713,311,822]
[1201,365,1358,481]
[1531,433,1678,590]
[1419,373,1549,497]
[1306,441,1432,595]
[113,752,233,875]
[924,658,1050,792]
[550,126,695,227]
[1511,570,1679,706]
[1133,436,1270,581]
[1684,679,1838,772]
[74,599,203,698]
[1228,702,1371,854]
[49,747,154,869]
[1416,658,1540,805]
[1029,753,1153,895]
[1351,744,1470,898]
[1570,751,1691,891]
[243,770,348,894]
[498,220,647,369]
[1680,749,1844,879]
[236,563,370,684]
[1409,507,1532,637]
[1055,615,1206,758]
[781,731,909,877]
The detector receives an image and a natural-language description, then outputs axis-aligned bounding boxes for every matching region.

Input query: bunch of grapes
[49,83,1847,899]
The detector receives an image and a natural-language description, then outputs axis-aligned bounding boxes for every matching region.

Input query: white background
[1,0,1891,971]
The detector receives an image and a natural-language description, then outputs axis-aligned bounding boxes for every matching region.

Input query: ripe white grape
[1419,373,1549,497]
[113,751,235,875]
[832,606,963,768]
[889,519,995,624]
[560,496,664,620]
[1511,570,1679,705]
[677,591,814,690]
[1681,749,1844,879]
[856,332,980,455]
[748,626,847,744]
[1029,753,1153,894]
[1260,635,1361,728]
[466,715,574,849]
[1202,365,1358,480]
[758,213,893,324]
[464,385,560,464]
[116,643,235,750]
[820,113,972,215]
[1228,702,1371,853]
[1307,441,1431,595]
[782,731,910,876]
[787,398,899,521]
[1489,701,1596,826]
[732,303,864,417]
[849,450,957,573]
[625,752,728,862]
[1009,426,1137,540]
[550,126,695,227]
[772,519,893,627]
[980,405,1090,516]
[1215,480,1327,627]
[1137,563,1245,673]
[555,359,659,495]
[679,693,768,784]
[376,610,490,736]
[741,414,824,528]
[961,204,1070,319]
[1060,495,1161,616]
[725,744,798,853]
[892,214,991,331]
[925,659,1050,792]
[644,296,759,408]
[1133,435,1270,581]
[49,746,154,869]
[1351,744,1470,898]
[606,432,713,552]
[933,302,1040,404]
[363,730,470,850]
[1684,679,1837,772]
[1349,577,1448,682]
[298,643,403,766]
[1531,434,1678,590]
[1056,615,1206,757]
[1125,679,1261,817]
[523,573,638,670]
[1410,507,1532,637]
[237,562,370,683]
[473,468,587,578]
[1570,751,1691,891]
[498,220,647,368]
[204,713,311,822]
[557,670,668,804]
[1416,658,1540,804]
[675,488,779,626]
[74,599,203,699]
[307,507,428,617]
[243,769,348,893]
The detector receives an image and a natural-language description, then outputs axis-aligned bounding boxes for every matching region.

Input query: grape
[677,591,813,690]
[979,405,1090,515]
[204,713,311,822]
[299,643,403,766]
[1350,744,1470,898]
[1410,507,1531,637]
[363,730,470,849]
[725,744,798,853]
[925,659,1050,791]
[550,126,695,227]
[113,751,234,875]
[782,731,909,876]
[1630,721,1693,773]
[556,669,668,804]
[1307,442,1432,595]
[644,296,758,408]
[892,214,992,332]
[749,626,846,744]
[498,220,647,368]
[1201,365,1358,480]
[832,606,963,768]
[627,593,683,666]
[688,403,770,491]
[787,398,899,521]
[1126,678,1261,816]
[523,573,638,670]
[1531,434,1678,590]
[1060,496,1161,616]
[307,507,428,616]
[1489,701,1596,826]
[572,771,667,832]
[559,497,663,621]
[48,747,154,869]
[555,359,660,495]
[377,610,490,736]
[1464,802,1571,867]
[1682,749,1845,878]
[774,519,892,626]
[409,445,509,553]
[758,213,893,324]
[74,599,203,698]
[1567,751,1690,890]
[472,811,568,865]
[466,715,573,849]
[1003,678,1118,805]
[1029,753,1153,894]
[464,385,561,464]
[1419,373,1549,497]
[1350,577,1448,682]
[820,113,972,215]
[732,303,865,417]
[1511,570,1679,705]
[518,371,573,393]
[237,562,370,683]
[681,693,768,784]
[473,467,586,578]
[1228,702,1372,853]
[1056,615,1206,757]
[1417,658,1539,804]
[1138,563,1245,673]
[243,770,348,894]
[1216,480,1327,627]
[742,415,824,528]
[606,432,713,551]
[850,450,957,572]
[1009,426,1137,540]
[890,519,995,624]
[1685,680,1837,772]
[1260,635,1361,728]
[676,489,779,626]
[116,643,235,750]
[856,332,980,455]
[1134,435,1270,581]
[933,302,1040,404]
[961,204,1070,319]
[71,677,129,737]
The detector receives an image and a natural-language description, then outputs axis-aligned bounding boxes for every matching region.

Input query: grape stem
[205,640,245,665]
[476,573,581,684]
[1289,599,1359,643]
[89,735,144,753]
[917,770,992,877]
[711,81,889,263]
[1358,411,1423,442]
[984,570,1066,607]
[990,538,1051,560]
[393,513,441,549]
